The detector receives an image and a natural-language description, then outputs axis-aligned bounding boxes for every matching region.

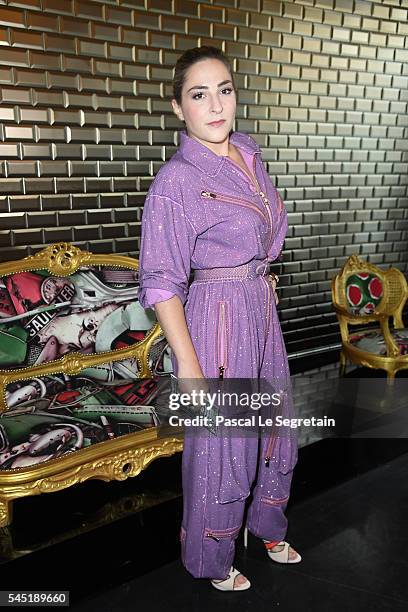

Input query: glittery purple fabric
[138,130,298,579]
[142,147,256,309]
[142,288,174,309]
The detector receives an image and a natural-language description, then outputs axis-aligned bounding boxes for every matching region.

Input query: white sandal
[243,527,301,564]
[211,566,251,591]
[265,541,302,564]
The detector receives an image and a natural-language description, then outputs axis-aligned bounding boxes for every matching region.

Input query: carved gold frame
[331,254,408,381]
[0,242,183,528]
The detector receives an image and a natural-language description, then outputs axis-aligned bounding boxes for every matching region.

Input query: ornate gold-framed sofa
[0,242,182,527]
[331,254,408,381]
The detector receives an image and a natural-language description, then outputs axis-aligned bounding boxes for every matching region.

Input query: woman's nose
[210,95,223,113]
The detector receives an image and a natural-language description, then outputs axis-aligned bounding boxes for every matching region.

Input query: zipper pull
[219,365,225,379]
[264,456,270,467]
[201,190,216,198]
[207,533,220,542]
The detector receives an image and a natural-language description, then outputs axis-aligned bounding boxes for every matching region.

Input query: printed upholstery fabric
[0,373,163,470]
[349,328,408,356]
[0,264,176,471]
[345,272,384,316]
[0,267,157,378]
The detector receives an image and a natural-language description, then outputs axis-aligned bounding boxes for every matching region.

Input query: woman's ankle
[263,539,282,550]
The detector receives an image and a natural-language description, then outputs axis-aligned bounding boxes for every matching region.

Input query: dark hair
[172,46,235,105]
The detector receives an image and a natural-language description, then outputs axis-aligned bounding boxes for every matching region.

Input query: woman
[138,46,300,592]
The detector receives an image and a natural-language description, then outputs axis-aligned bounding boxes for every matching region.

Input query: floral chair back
[331,254,408,380]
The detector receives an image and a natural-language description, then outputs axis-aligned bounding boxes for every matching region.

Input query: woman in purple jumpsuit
[138,46,301,591]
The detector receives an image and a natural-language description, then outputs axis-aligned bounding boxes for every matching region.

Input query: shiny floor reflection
[71,450,408,611]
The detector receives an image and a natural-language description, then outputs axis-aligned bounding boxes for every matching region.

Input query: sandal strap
[212,566,245,590]
[268,541,290,561]
[264,540,284,550]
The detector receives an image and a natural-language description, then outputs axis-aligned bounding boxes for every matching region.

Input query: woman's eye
[192,88,234,100]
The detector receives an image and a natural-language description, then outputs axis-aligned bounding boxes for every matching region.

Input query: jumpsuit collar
[178,129,261,177]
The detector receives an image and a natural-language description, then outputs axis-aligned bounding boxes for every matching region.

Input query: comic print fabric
[0,266,153,372]
[0,265,175,471]
[349,327,408,356]
[0,337,174,470]
[1,374,159,470]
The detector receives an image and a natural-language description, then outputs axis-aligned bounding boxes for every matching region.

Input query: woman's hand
[269,273,279,305]
[176,363,210,402]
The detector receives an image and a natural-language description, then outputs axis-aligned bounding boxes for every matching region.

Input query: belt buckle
[255,259,269,277]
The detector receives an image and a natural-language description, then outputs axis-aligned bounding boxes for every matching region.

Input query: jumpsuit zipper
[203,156,277,466]
[201,154,274,251]
[263,275,276,468]
[201,190,269,226]
[248,155,279,467]
[205,525,241,541]
[227,153,274,250]
[250,154,274,254]
[264,433,278,467]
[217,300,228,380]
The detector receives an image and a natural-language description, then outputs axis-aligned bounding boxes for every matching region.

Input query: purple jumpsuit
[138,129,298,580]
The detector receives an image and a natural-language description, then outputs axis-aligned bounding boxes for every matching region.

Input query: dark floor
[70,451,408,612]
[2,350,408,611]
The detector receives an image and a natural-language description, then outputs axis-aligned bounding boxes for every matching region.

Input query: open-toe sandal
[210,566,251,591]
[266,541,302,564]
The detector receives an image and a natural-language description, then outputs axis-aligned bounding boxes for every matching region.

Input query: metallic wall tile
[13,228,42,245]
[0,7,24,27]
[75,1,103,20]
[9,1,42,9]
[78,39,106,58]
[26,211,57,228]
[43,227,73,242]
[26,10,58,31]
[105,6,132,26]
[63,55,92,73]
[108,43,133,62]
[7,161,37,176]
[59,16,89,36]
[11,30,43,51]
[0,212,25,229]
[0,0,405,353]
[58,210,87,226]
[0,230,12,247]
[41,194,70,210]
[262,0,281,16]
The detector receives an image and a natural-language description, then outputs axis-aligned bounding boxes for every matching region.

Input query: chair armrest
[333,305,400,357]
[378,317,400,358]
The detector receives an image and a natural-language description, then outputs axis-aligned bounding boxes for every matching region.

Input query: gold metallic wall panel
[0,0,406,354]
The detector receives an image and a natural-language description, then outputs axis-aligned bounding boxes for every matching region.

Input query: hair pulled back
[172,46,235,105]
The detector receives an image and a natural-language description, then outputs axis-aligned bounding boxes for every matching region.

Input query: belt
[193,258,278,282]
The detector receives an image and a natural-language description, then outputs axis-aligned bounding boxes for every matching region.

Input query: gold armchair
[331,254,408,381]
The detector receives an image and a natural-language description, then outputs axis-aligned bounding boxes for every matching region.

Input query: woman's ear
[171,98,184,122]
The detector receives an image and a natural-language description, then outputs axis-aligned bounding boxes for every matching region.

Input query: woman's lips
[208,120,226,127]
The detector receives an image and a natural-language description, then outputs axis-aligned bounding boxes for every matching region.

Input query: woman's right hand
[175,363,210,404]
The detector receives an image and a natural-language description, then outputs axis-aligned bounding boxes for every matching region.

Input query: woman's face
[172,58,236,154]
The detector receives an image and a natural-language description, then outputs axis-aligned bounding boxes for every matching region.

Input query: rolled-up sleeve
[142,288,176,309]
[138,193,196,309]
[267,192,288,262]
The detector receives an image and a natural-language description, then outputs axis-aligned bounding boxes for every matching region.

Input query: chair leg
[387,370,396,386]
[0,497,13,528]
[339,352,347,377]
